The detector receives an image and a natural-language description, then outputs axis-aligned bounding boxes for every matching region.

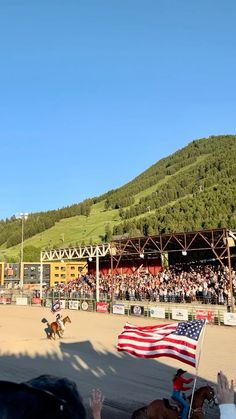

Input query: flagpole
[188,320,207,418]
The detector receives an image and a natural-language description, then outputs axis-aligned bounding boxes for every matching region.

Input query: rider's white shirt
[219,404,236,419]
[57,319,65,330]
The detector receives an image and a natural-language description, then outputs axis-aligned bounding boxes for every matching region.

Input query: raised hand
[89,388,104,419]
[216,371,234,404]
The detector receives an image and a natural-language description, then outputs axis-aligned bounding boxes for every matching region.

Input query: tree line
[0,199,93,248]
[0,135,236,255]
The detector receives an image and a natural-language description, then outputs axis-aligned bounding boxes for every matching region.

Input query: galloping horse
[47,316,71,339]
[131,385,216,419]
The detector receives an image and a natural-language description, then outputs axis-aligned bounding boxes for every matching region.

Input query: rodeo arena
[0,227,236,418]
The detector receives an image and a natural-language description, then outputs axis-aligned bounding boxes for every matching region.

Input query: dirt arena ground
[0,305,235,418]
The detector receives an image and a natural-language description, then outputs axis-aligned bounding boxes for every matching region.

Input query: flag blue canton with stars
[51,300,61,313]
[173,319,205,341]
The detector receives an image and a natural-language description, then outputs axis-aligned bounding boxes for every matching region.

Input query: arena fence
[1,289,236,326]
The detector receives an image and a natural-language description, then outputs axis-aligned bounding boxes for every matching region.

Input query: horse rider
[171,368,194,419]
[56,313,65,333]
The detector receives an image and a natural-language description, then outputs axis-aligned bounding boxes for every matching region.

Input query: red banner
[96,302,108,313]
[31,297,41,305]
[195,309,214,323]
[0,296,12,304]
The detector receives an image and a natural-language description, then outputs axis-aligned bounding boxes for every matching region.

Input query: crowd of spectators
[1,371,235,418]
[46,264,236,306]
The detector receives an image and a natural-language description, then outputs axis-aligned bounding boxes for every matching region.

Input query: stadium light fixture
[228,230,236,242]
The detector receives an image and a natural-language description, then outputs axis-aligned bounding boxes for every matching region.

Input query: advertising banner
[96,302,108,313]
[31,297,41,305]
[149,306,165,319]
[16,297,28,306]
[224,312,236,326]
[172,308,188,321]
[60,300,66,309]
[69,300,79,310]
[131,305,144,316]
[81,301,89,311]
[113,304,125,315]
[0,296,12,304]
[195,309,214,323]
[45,299,52,308]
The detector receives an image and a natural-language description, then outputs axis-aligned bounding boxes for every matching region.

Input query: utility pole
[226,230,235,313]
[16,212,28,289]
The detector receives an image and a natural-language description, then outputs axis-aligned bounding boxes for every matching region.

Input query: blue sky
[0,0,235,220]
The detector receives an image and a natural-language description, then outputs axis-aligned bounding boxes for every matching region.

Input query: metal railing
[0,289,232,326]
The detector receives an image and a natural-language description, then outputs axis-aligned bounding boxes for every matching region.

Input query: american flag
[51,300,61,314]
[117,319,205,367]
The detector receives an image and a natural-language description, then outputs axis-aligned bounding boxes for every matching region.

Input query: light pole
[40,251,43,299]
[16,212,28,289]
[96,247,100,302]
[226,230,235,313]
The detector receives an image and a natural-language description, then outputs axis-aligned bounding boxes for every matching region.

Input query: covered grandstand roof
[41,228,235,269]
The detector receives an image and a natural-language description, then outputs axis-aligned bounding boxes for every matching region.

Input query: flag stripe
[118,334,197,349]
[123,323,177,331]
[117,320,205,367]
[117,342,195,358]
[117,344,195,360]
[117,337,196,353]
[117,347,196,367]
[123,324,177,334]
[120,330,176,339]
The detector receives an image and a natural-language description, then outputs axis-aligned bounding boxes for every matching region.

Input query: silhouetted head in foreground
[0,374,86,419]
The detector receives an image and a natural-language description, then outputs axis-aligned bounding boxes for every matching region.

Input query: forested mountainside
[0,135,236,261]
[112,135,236,236]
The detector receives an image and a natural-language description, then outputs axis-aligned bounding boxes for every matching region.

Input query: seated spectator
[0,374,104,419]
[216,370,236,419]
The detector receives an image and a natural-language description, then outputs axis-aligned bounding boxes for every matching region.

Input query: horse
[47,315,71,339]
[131,385,217,419]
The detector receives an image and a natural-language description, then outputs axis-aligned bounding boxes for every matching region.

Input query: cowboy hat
[176,368,187,376]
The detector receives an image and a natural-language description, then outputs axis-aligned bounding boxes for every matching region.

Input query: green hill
[1,135,236,262]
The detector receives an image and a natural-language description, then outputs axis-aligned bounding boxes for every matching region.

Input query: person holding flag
[171,369,194,419]
[117,319,206,419]
[51,300,65,333]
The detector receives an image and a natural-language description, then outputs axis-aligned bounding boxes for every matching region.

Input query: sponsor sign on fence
[195,309,214,323]
[45,299,51,308]
[131,305,144,316]
[149,306,165,319]
[69,300,79,310]
[60,300,66,309]
[224,312,236,326]
[172,308,188,321]
[113,304,125,315]
[96,302,108,313]
[16,297,28,306]
[81,301,89,311]
[31,297,41,305]
[0,296,12,304]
